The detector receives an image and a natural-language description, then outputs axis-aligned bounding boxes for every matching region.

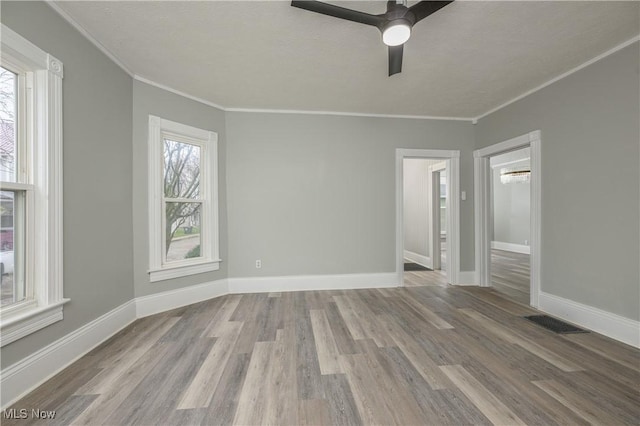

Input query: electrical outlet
[524,240,529,246]
[255,260,262,269]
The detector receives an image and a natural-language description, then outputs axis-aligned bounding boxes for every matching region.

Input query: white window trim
[147,115,220,282]
[0,24,67,347]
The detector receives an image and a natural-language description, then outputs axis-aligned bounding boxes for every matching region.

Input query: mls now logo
[3,408,56,419]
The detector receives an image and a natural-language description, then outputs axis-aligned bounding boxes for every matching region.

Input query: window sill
[149,259,221,282]
[0,298,70,347]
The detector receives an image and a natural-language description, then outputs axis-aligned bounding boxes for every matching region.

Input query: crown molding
[224,107,474,122]
[133,76,227,111]
[473,35,640,122]
[46,1,135,77]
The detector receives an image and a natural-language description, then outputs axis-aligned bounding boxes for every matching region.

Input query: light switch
[461,191,467,201]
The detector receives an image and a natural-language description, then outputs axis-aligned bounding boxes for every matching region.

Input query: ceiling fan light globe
[382,23,411,46]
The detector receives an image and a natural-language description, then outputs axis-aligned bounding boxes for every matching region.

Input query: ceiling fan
[291,0,453,76]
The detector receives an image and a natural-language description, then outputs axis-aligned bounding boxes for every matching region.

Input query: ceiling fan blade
[388,44,403,76]
[291,1,385,27]
[408,1,453,23]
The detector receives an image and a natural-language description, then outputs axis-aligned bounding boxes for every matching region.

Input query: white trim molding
[228,273,398,294]
[474,131,541,307]
[403,250,432,269]
[396,149,461,286]
[0,300,68,347]
[0,24,67,346]
[147,115,220,282]
[0,300,136,409]
[136,279,228,318]
[491,241,531,255]
[457,271,477,285]
[538,292,640,348]
[225,107,473,122]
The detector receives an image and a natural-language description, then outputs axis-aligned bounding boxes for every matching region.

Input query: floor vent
[524,315,588,334]
[404,263,432,271]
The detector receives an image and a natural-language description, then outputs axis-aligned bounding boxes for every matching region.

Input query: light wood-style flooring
[404,249,531,306]
[5,283,639,425]
[491,249,530,305]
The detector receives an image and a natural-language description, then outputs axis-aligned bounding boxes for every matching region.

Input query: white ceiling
[53,1,639,118]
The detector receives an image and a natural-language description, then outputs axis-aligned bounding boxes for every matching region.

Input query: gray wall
[132,81,228,297]
[492,166,530,245]
[403,158,442,258]
[225,112,475,278]
[476,42,640,321]
[1,2,134,368]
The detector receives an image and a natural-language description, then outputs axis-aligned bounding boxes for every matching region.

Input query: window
[0,25,66,346]
[148,116,219,281]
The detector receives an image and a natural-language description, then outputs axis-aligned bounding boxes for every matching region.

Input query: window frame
[148,115,220,282]
[0,24,67,347]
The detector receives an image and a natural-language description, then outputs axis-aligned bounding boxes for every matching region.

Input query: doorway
[431,163,447,273]
[474,131,541,307]
[488,148,531,304]
[396,149,461,287]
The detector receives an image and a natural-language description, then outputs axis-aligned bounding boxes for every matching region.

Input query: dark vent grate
[404,263,432,271]
[524,315,588,334]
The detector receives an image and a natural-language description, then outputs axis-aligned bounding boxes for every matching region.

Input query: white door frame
[396,149,460,286]
[473,131,541,307]
[429,161,447,271]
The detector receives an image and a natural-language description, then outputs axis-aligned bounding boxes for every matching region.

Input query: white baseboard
[228,272,398,294]
[0,300,136,409]
[491,241,530,254]
[456,271,477,285]
[135,279,228,318]
[538,292,640,348]
[403,250,432,269]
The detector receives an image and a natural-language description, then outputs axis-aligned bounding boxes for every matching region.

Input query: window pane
[0,67,17,183]
[164,139,200,199]
[165,202,201,262]
[1,190,24,306]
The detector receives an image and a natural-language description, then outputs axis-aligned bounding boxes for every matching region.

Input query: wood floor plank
[232,341,273,425]
[396,292,454,329]
[338,353,396,425]
[106,336,215,425]
[320,373,362,426]
[255,296,281,342]
[440,364,527,426]
[324,301,360,355]
[378,314,454,390]
[263,328,298,425]
[533,379,611,424]
[332,295,367,341]
[310,309,343,375]
[177,321,244,409]
[360,340,438,425]
[459,307,584,372]
[562,332,640,373]
[378,347,491,425]
[346,295,396,347]
[71,343,175,425]
[77,316,180,395]
[204,353,251,426]
[49,395,99,426]
[203,295,243,337]
[298,399,332,426]
[295,293,324,400]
